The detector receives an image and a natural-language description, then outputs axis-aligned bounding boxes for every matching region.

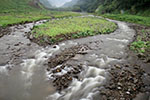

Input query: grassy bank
[30,17,117,45]
[130,27,150,53]
[102,14,150,26]
[129,25,150,63]
[0,11,80,27]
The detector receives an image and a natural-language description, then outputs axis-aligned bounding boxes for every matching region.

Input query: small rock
[29,34,34,39]
[126,91,130,95]
[115,64,121,69]
[53,45,57,48]
[14,43,19,46]
[117,87,122,90]
[27,43,31,46]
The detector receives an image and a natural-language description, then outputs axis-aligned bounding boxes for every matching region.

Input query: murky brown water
[0,16,136,100]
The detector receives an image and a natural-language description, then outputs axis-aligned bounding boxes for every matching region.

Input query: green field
[0,0,80,27]
[31,17,117,44]
[102,14,150,26]
[0,11,80,27]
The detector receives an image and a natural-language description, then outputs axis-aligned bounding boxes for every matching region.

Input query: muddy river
[0,16,137,100]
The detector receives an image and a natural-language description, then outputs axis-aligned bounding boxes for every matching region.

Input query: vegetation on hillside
[0,0,80,27]
[30,17,117,44]
[0,11,80,27]
[73,0,150,16]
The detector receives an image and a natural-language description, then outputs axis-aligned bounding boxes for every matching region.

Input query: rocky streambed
[0,16,150,100]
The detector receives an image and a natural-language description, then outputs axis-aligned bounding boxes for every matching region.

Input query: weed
[130,40,150,53]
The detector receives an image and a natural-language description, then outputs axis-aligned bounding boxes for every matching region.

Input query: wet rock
[146,59,150,63]
[114,64,121,69]
[29,34,34,40]
[47,45,85,68]
[117,87,122,90]
[78,45,90,54]
[27,43,31,46]
[14,43,19,46]
[53,45,57,48]
[0,27,11,38]
[48,64,83,91]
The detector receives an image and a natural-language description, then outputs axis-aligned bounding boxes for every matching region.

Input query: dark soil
[0,27,11,38]
[27,30,115,47]
[27,31,84,46]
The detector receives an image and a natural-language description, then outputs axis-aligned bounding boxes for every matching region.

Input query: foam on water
[0,65,9,75]
[106,38,129,43]
[20,45,61,88]
[47,66,107,100]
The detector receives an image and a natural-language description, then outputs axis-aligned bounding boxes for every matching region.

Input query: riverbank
[101,14,150,26]
[97,22,150,100]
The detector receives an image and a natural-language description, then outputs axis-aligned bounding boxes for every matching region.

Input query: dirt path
[0,16,149,100]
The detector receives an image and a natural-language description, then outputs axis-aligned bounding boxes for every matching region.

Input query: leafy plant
[130,40,150,53]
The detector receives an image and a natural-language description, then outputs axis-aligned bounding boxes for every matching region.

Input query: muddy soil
[0,27,11,38]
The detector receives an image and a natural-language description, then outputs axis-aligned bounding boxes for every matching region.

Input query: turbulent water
[0,16,135,100]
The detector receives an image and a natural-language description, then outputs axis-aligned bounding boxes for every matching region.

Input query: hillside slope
[39,0,52,8]
[0,0,41,13]
[74,0,150,16]
[0,0,80,27]
[62,0,78,8]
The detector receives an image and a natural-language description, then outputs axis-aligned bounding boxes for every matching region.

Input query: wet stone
[48,64,83,91]
[53,45,57,48]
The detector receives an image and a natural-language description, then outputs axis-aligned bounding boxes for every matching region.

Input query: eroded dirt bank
[0,16,149,100]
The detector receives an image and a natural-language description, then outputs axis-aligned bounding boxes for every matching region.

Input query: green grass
[0,11,80,27]
[102,14,150,26]
[31,17,117,43]
[0,0,80,27]
[130,30,150,53]
[130,40,150,53]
